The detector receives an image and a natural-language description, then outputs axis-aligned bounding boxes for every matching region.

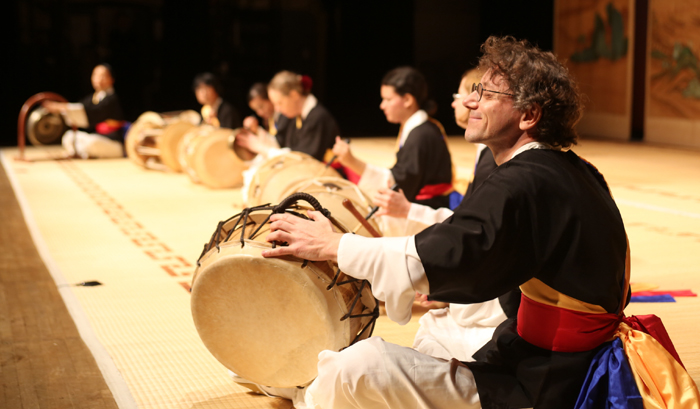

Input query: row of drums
[126,113,387,387]
[125,110,248,189]
[126,110,382,236]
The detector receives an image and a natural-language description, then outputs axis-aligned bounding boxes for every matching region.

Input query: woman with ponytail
[236,70,339,162]
[333,66,455,212]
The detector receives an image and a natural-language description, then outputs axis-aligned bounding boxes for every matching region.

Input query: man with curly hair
[258,36,696,408]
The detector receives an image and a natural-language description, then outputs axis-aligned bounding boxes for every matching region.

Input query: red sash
[517,294,620,352]
[95,120,125,135]
[415,183,453,201]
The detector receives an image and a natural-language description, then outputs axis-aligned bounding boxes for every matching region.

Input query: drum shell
[246,152,341,206]
[125,110,200,170]
[190,212,375,388]
[178,126,247,189]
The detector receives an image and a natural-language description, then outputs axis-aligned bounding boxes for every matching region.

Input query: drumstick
[325,138,350,168]
[365,183,399,220]
[342,199,382,238]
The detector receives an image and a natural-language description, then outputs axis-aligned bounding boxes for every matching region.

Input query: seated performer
[193,72,242,129]
[332,67,455,210]
[236,71,339,162]
[261,36,700,408]
[42,64,125,159]
[374,67,519,362]
[243,82,289,140]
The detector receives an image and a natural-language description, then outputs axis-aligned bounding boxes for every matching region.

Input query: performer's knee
[309,337,387,407]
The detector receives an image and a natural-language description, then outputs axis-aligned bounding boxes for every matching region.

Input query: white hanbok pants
[62,130,123,159]
[300,336,482,409]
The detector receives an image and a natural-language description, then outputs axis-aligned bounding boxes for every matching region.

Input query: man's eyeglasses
[471,83,514,101]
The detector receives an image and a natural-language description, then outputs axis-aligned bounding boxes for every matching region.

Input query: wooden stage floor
[1,135,699,408]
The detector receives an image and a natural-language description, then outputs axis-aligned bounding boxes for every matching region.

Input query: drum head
[280,177,380,237]
[182,128,246,188]
[26,107,66,146]
[135,111,165,126]
[177,110,202,125]
[192,250,351,388]
[247,152,341,206]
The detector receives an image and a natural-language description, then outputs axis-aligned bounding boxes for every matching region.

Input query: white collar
[301,94,318,120]
[510,141,557,160]
[400,110,428,147]
[94,88,114,102]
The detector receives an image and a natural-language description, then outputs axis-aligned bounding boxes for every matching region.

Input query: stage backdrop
[645,0,700,149]
[554,0,635,140]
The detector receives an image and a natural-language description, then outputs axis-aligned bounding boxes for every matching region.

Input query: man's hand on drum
[242,116,259,134]
[374,187,410,218]
[235,129,266,154]
[262,211,343,262]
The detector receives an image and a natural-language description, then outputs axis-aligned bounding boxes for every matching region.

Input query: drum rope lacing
[196,192,379,344]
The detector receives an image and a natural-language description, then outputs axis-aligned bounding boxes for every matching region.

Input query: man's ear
[520,103,542,132]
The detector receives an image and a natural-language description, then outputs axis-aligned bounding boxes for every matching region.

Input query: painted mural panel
[646,0,700,148]
[555,0,633,140]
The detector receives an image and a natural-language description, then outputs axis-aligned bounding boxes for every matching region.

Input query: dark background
[3,0,554,146]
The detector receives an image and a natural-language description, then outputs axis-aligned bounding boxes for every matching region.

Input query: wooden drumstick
[342,199,382,238]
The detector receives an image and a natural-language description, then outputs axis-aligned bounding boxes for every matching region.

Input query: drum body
[279,177,380,238]
[26,106,67,146]
[247,152,341,206]
[191,208,377,388]
[178,126,247,189]
[125,110,200,171]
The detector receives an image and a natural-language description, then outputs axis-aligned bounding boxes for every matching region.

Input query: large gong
[26,106,67,146]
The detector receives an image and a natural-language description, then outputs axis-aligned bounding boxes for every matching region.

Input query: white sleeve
[357,163,395,201]
[407,203,454,225]
[337,234,428,325]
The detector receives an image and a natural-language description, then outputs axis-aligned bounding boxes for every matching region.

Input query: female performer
[242,82,288,141]
[333,67,455,210]
[237,71,339,162]
[193,72,242,129]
